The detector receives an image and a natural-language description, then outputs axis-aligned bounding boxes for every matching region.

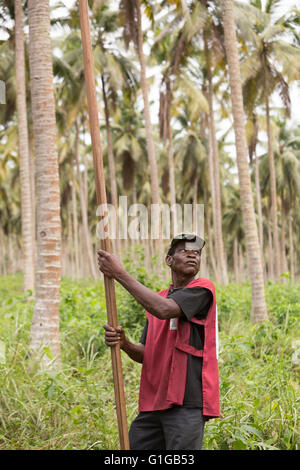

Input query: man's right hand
[103,324,125,349]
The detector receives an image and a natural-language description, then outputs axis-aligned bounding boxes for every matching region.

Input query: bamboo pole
[78,0,129,450]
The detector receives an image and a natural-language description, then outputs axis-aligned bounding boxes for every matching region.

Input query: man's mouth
[186,260,197,266]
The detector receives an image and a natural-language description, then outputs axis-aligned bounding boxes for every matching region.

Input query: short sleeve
[140,319,148,345]
[167,286,212,321]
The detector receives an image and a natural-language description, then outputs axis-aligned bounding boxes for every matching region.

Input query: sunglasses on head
[167,234,205,255]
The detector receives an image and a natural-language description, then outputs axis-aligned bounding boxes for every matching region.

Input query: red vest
[139,278,220,420]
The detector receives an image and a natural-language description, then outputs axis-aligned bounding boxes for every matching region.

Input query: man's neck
[171,273,195,289]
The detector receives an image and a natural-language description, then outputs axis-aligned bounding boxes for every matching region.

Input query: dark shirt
[140,286,213,408]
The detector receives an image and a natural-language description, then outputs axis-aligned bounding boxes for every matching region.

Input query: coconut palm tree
[241,76,266,275]
[237,0,300,280]
[14,0,35,293]
[96,50,138,254]
[221,0,267,322]
[0,138,22,274]
[223,184,245,282]
[154,0,230,283]
[172,95,212,275]
[157,54,208,236]
[91,0,138,253]
[28,0,61,362]
[0,31,15,128]
[275,120,300,280]
[112,89,147,201]
[120,0,161,240]
[54,1,139,256]
[200,0,230,285]
[53,29,101,279]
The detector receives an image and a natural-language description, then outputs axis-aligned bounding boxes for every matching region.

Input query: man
[98,234,220,450]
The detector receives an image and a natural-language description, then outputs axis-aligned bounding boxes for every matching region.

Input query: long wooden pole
[78,0,130,450]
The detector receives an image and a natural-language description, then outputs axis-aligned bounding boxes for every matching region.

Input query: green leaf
[43,347,54,360]
[280,272,290,279]
[243,424,264,440]
[220,440,229,450]
[232,439,247,450]
[71,405,82,416]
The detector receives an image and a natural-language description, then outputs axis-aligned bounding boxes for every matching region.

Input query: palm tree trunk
[0,237,2,275]
[101,75,120,256]
[163,77,177,235]
[254,152,264,268]
[67,200,74,277]
[265,92,281,280]
[193,176,198,221]
[280,202,288,278]
[136,0,161,250]
[203,88,222,283]
[167,119,177,234]
[15,0,35,294]
[267,219,274,281]
[28,0,61,361]
[204,33,228,285]
[8,234,15,273]
[203,188,217,281]
[71,170,80,279]
[233,238,238,282]
[238,242,244,282]
[206,208,219,283]
[132,171,137,205]
[0,227,5,274]
[84,150,88,209]
[29,134,36,265]
[74,121,98,280]
[221,0,267,322]
[288,214,295,282]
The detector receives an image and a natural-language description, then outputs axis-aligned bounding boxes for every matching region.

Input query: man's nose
[186,250,196,257]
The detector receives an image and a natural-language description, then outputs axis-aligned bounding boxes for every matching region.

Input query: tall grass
[0,274,299,449]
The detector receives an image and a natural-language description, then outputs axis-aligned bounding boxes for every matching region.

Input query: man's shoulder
[187,278,215,292]
[156,279,215,296]
[157,287,170,296]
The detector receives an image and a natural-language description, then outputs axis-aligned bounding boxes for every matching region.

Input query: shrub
[0,273,299,450]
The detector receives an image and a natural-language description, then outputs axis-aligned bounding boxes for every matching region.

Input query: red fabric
[138,278,220,419]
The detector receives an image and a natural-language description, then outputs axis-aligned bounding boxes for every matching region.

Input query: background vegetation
[0,268,299,450]
[1,0,300,286]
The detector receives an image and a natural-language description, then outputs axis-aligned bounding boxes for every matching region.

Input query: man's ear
[165,255,172,267]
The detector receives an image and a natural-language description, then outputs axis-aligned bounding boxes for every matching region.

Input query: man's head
[165,234,205,276]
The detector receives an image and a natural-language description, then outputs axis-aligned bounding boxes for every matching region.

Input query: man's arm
[97,250,183,320]
[103,324,145,363]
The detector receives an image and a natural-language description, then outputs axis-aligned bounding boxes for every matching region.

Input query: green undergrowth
[0,273,299,450]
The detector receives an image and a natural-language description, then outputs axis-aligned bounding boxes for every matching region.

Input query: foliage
[0,274,299,450]
[204,283,300,450]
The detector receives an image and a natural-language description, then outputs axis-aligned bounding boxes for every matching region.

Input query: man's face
[166,240,201,276]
